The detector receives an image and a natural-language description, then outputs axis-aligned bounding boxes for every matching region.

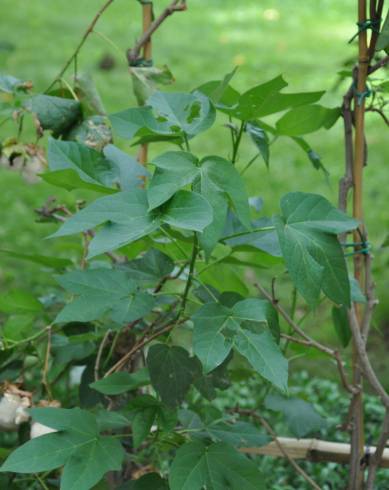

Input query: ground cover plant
[0,0,388,489]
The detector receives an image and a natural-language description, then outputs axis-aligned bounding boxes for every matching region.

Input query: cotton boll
[30,422,57,439]
[30,399,61,439]
[0,393,30,430]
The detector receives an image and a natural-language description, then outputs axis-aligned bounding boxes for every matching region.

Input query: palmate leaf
[376,9,389,52]
[0,74,29,93]
[61,436,123,490]
[147,344,199,408]
[198,74,324,121]
[265,394,328,438]
[90,368,150,395]
[169,441,265,490]
[203,420,268,448]
[0,432,86,473]
[0,289,43,314]
[147,151,250,254]
[109,90,215,142]
[275,192,358,306]
[24,95,81,136]
[149,91,215,137]
[275,105,341,136]
[54,268,155,324]
[47,138,148,192]
[0,408,125,490]
[192,298,287,391]
[123,248,174,283]
[49,188,212,258]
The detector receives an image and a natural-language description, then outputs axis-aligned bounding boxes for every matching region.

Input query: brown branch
[348,306,389,408]
[367,0,385,58]
[94,329,112,381]
[45,0,116,92]
[127,0,187,65]
[366,410,389,489]
[368,55,389,74]
[255,283,357,395]
[361,250,379,340]
[366,106,389,126]
[104,317,185,377]
[235,409,321,490]
[42,326,52,400]
[338,82,355,214]
[348,1,370,485]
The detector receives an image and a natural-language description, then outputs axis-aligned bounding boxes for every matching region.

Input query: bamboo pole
[137,2,153,166]
[348,0,369,488]
[242,438,389,468]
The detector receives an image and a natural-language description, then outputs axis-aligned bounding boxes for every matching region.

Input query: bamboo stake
[349,0,369,487]
[242,438,389,468]
[137,2,153,166]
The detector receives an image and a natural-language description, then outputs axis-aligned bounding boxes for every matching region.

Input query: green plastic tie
[351,80,372,106]
[348,19,381,44]
[342,240,370,256]
[129,58,153,67]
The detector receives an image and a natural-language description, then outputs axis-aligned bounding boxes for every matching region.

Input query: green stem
[34,474,49,490]
[231,121,245,164]
[240,153,260,175]
[183,133,190,152]
[221,225,275,242]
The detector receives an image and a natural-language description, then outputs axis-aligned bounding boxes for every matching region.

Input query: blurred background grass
[0,0,388,379]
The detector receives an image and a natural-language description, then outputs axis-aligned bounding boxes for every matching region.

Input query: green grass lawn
[1,0,388,374]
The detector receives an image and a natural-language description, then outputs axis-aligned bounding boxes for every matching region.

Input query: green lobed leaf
[55,268,155,324]
[276,105,341,136]
[90,369,150,395]
[0,290,43,314]
[206,421,269,447]
[30,407,98,435]
[110,91,215,141]
[246,122,270,166]
[122,249,174,283]
[230,75,287,120]
[0,432,85,474]
[48,139,147,192]
[40,169,116,194]
[275,192,359,306]
[148,91,215,137]
[192,303,236,373]
[147,151,199,210]
[0,74,29,93]
[147,151,250,255]
[169,441,265,490]
[265,393,328,437]
[234,329,288,392]
[60,436,124,490]
[332,305,352,348]
[147,344,198,408]
[24,95,81,136]
[192,298,285,390]
[50,188,212,258]
[376,10,389,52]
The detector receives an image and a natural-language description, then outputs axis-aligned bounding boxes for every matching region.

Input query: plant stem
[349,1,369,486]
[221,226,275,242]
[45,0,116,92]
[231,121,245,164]
[137,1,154,166]
[240,152,260,175]
[235,409,321,490]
